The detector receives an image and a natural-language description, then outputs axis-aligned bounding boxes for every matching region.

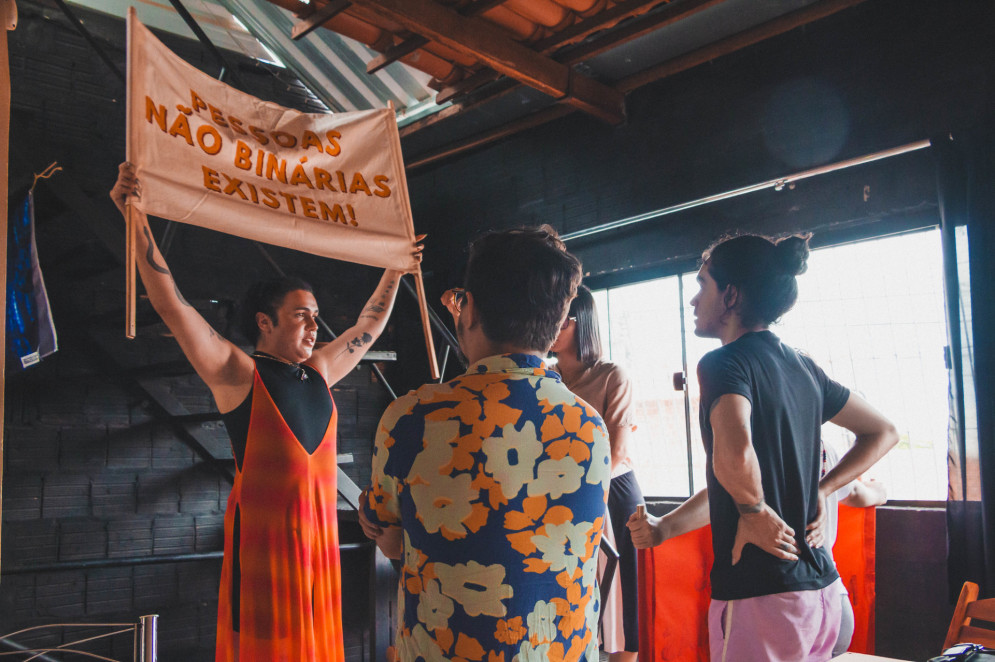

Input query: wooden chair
[944,581,995,650]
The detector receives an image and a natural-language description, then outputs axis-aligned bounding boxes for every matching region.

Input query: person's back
[369,353,609,660]
[699,330,843,600]
[361,226,610,661]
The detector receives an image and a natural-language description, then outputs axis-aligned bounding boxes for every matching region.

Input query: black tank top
[221,355,335,471]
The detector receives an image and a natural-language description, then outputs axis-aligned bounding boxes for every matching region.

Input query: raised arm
[111,163,252,410]
[711,394,800,563]
[309,237,423,385]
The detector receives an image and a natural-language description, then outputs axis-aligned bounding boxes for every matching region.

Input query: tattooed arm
[111,163,253,410]
[309,264,411,387]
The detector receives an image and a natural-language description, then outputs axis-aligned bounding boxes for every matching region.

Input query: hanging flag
[125,10,419,273]
[6,190,57,370]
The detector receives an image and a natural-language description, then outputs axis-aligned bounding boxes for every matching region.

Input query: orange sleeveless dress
[216,367,345,662]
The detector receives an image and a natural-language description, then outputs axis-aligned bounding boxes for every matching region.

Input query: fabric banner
[6,191,57,370]
[126,11,419,272]
[638,512,876,660]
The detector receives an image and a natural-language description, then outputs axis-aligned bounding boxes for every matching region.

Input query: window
[595,228,956,500]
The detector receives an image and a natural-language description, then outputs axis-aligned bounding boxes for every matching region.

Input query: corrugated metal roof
[66,0,446,120]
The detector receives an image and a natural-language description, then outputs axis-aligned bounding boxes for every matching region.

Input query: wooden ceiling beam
[434,0,723,113]
[553,0,729,64]
[531,0,687,54]
[349,0,625,123]
[367,35,428,74]
[291,0,352,40]
[365,0,505,74]
[405,0,872,164]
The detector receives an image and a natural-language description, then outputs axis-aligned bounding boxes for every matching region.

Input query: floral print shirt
[363,354,611,662]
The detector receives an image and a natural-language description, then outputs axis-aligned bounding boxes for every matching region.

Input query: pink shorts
[708,579,843,662]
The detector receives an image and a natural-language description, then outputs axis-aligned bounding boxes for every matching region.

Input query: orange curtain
[637,507,876,660]
[835,503,877,653]
[638,526,713,662]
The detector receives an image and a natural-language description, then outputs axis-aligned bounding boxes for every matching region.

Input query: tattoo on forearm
[142,226,191,307]
[344,332,373,354]
[174,283,191,307]
[143,227,170,275]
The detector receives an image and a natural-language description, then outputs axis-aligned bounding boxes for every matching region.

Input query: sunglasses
[450,288,468,313]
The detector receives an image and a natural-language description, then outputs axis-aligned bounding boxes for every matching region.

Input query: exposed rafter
[291,0,351,40]
[348,0,626,124]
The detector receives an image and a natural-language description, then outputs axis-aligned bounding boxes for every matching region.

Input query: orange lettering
[301,130,323,153]
[202,166,221,192]
[325,131,341,156]
[145,96,167,131]
[300,196,318,219]
[264,153,287,184]
[234,141,253,171]
[313,168,335,192]
[373,175,391,198]
[196,125,223,155]
[168,114,194,146]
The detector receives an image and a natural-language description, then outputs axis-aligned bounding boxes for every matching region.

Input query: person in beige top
[551,285,644,662]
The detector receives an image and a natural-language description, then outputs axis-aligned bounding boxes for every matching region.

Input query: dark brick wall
[2,3,397,660]
[2,324,391,661]
[4,0,993,658]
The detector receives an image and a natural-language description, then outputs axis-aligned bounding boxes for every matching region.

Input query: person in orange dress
[111,162,422,661]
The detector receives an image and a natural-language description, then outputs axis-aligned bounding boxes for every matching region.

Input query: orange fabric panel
[834,503,877,654]
[638,507,876,659]
[638,526,713,662]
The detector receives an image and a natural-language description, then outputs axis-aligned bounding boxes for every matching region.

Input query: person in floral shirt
[360,227,611,662]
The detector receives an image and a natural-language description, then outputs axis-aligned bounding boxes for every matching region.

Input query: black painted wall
[2,0,994,660]
[1,3,396,660]
[396,1,995,659]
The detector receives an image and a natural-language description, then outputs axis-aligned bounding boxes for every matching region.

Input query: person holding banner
[111,162,422,662]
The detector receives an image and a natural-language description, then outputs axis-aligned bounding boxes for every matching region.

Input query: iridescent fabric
[216,367,344,662]
[364,354,611,661]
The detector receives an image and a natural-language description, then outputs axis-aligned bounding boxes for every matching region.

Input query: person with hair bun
[550,285,644,662]
[629,233,898,662]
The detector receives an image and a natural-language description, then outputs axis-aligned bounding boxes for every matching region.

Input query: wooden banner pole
[125,202,136,338]
[124,7,135,339]
[0,0,16,581]
[413,270,440,380]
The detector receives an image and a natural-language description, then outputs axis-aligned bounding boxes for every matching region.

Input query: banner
[6,191,57,370]
[126,11,419,272]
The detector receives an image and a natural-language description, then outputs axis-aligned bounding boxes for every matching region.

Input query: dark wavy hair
[464,225,582,353]
[702,232,811,327]
[238,276,314,344]
[567,285,602,367]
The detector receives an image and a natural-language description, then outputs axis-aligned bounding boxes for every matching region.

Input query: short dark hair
[567,285,602,367]
[238,276,314,344]
[702,233,811,327]
[464,225,582,353]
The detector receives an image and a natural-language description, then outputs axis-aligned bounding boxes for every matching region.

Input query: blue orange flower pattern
[363,354,611,662]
